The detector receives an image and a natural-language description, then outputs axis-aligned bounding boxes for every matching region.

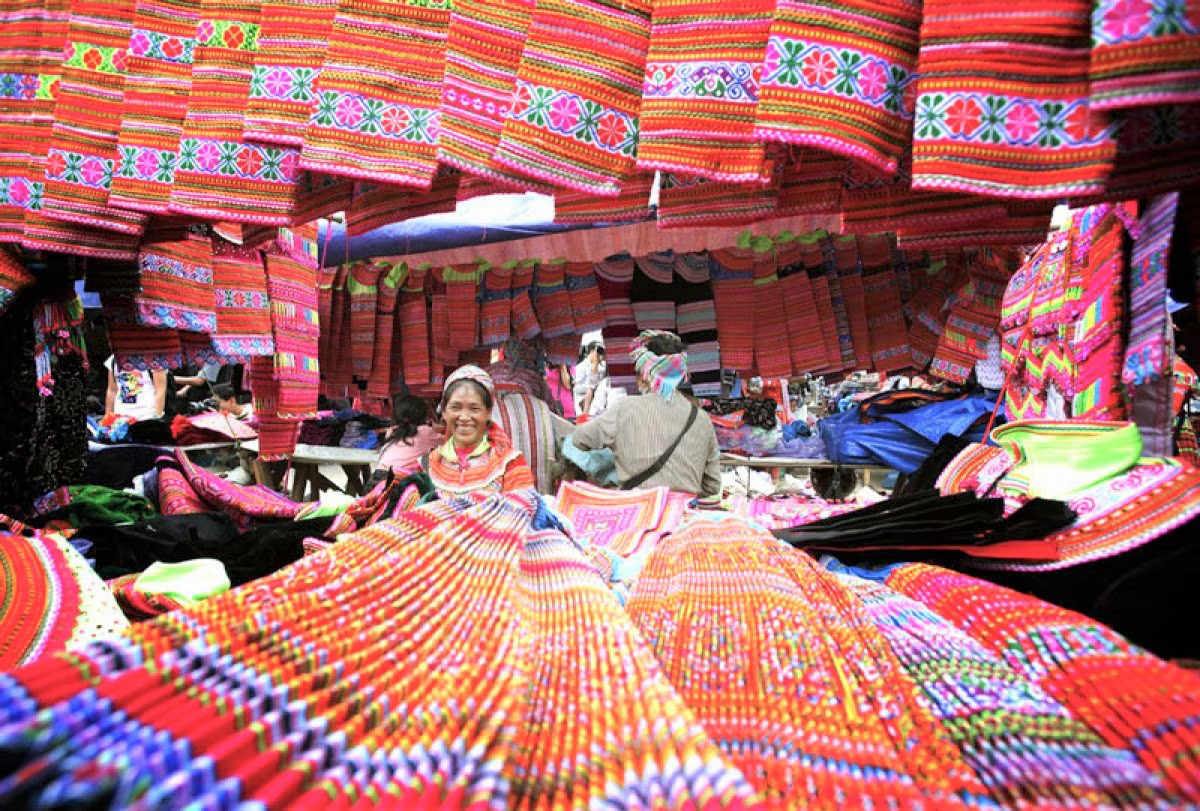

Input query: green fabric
[298,492,357,519]
[40,485,157,528]
[993,421,1143,500]
[134,558,231,603]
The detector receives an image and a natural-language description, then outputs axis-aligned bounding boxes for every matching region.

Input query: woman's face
[443,384,488,448]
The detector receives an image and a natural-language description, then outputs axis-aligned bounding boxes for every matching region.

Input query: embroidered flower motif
[335,95,364,129]
[914,93,947,140]
[976,96,1008,144]
[1150,0,1189,36]
[278,150,299,182]
[195,141,221,172]
[801,49,837,88]
[381,105,408,135]
[509,82,534,119]
[1101,0,1153,41]
[80,158,106,187]
[1005,102,1040,143]
[548,94,581,133]
[111,49,127,72]
[8,179,29,206]
[832,49,862,97]
[763,38,805,86]
[45,151,67,179]
[128,32,152,57]
[82,48,104,71]
[195,21,214,44]
[857,59,887,101]
[236,147,263,178]
[1037,102,1067,147]
[595,113,628,149]
[222,24,245,50]
[944,97,982,137]
[134,150,159,178]
[161,37,185,61]
[264,68,293,99]
[155,150,176,183]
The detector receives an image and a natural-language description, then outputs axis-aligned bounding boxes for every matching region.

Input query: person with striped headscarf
[572,330,720,497]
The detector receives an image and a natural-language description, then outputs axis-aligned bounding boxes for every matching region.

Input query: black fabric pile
[705,397,778,430]
[773,490,1076,555]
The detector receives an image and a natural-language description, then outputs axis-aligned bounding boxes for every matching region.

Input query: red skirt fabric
[657,172,779,230]
[709,247,756,373]
[210,236,274,363]
[263,246,320,420]
[594,255,637,391]
[553,174,654,224]
[565,260,606,333]
[132,229,216,334]
[445,261,482,353]
[398,265,431,387]
[776,242,825,375]
[368,260,404,399]
[104,295,184,371]
[479,263,513,347]
[509,262,541,340]
[346,261,382,385]
[532,260,576,338]
[753,254,793,379]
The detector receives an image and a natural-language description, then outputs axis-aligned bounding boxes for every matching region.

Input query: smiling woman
[415,365,535,499]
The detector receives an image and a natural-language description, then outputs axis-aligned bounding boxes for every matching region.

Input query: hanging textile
[708,248,755,373]
[835,235,872,370]
[631,251,677,334]
[242,0,335,146]
[863,256,912,374]
[346,260,382,386]
[130,228,216,334]
[775,238,825,375]
[299,0,450,188]
[344,168,459,237]
[897,200,1058,251]
[210,236,274,363]
[930,250,1012,384]
[437,0,550,189]
[656,171,779,229]
[398,263,430,387]
[104,298,184,371]
[533,260,577,339]
[493,0,650,194]
[40,0,146,235]
[673,252,722,397]
[509,259,540,340]
[479,262,513,347]
[755,0,923,176]
[444,261,483,353]
[427,268,456,382]
[1088,0,1200,112]
[1099,104,1200,202]
[563,260,606,334]
[0,249,35,316]
[1070,208,1127,420]
[636,0,771,181]
[263,243,320,420]
[594,254,637,391]
[553,173,654,224]
[289,171,353,226]
[910,1,1117,198]
[752,249,793,378]
[171,0,300,224]
[368,260,405,399]
[108,0,199,215]
[906,253,962,373]
[824,251,856,372]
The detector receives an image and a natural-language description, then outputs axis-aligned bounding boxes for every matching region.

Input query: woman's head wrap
[630,330,688,401]
[443,364,496,399]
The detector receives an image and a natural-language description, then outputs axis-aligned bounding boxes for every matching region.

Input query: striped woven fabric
[367,260,404,398]
[709,247,756,372]
[438,0,551,189]
[494,390,558,493]
[264,244,320,420]
[910,1,1117,198]
[300,0,450,188]
[800,234,843,374]
[288,171,353,225]
[755,0,923,176]
[775,146,847,216]
[320,264,352,393]
[594,254,637,390]
[824,255,856,372]
[753,251,793,378]
[103,294,185,370]
[1088,0,1200,112]
[1123,193,1179,390]
[863,266,912,372]
[1098,104,1200,202]
[509,260,541,340]
[775,240,826,374]
[544,332,578,366]
[637,0,772,181]
[346,261,382,385]
[444,261,482,352]
[494,0,650,195]
[241,0,335,146]
[835,236,872,370]
[171,0,301,224]
[0,248,35,315]
[344,168,459,237]
[673,252,721,396]
[930,251,1012,384]
[40,0,147,234]
[107,0,199,215]
[209,235,274,363]
[427,269,456,377]
[896,200,1056,251]
[315,262,337,392]
[398,263,430,386]
[564,260,606,333]
[626,515,992,809]
[657,171,779,229]
[841,572,1179,807]
[248,363,300,459]
[631,252,676,334]
[131,228,216,333]
[479,262,513,347]
[886,562,1200,802]
[553,172,654,224]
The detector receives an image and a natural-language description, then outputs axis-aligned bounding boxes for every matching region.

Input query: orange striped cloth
[170,0,301,224]
[444,261,483,352]
[657,171,779,229]
[775,146,847,216]
[637,0,772,181]
[210,235,274,363]
[346,261,382,385]
[753,250,792,378]
[709,247,756,372]
[108,0,199,216]
[509,260,541,340]
[40,0,147,235]
[322,264,353,393]
[755,0,923,176]
[242,0,335,146]
[479,262,513,347]
[594,254,637,390]
[428,270,457,381]
[131,227,216,334]
[368,260,405,399]
[553,173,654,224]
[494,0,650,195]
[910,1,1116,199]
[1088,1,1200,112]
[398,264,430,387]
[565,260,606,333]
[344,168,459,237]
[300,0,450,188]
[835,235,872,370]
[533,259,576,338]
[776,240,826,375]
[289,171,353,225]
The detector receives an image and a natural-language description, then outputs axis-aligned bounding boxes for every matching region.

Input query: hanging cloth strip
[40,0,147,235]
[755,0,923,176]
[299,0,450,188]
[103,294,184,371]
[863,265,912,373]
[775,239,826,375]
[397,263,430,387]
[131,228,216,334]
[533,260,576,339]
[708,248,756,372]
[910,1,1117,199]
[1097,105,1200,203]
[444,260,483,353]
[288,171,354,226]
[209,236,274,363]
[896,200,1058,251]
[1088,0,1200,112]
[509,259,541,340]
[824,249,857,372]
[672,252,721,397]
[835,235,872,370]
[493,0,650,195]
[631,252,677,335]
[368,260,405,399]
[656,170,780,229]
[563,260,606,335]
[315,262,337,392]
[263,242,320,420]
[437,0,552,190]
[636,0,771,181]
[427,266,456,380]
[479,261,514,347]
[107,0,199,215]
[801,235,842,374]
[344,168,460,237]
[345,260,382,385]
[170,0,301,224]
[553,173,654,224]
[241,0,335,146]
[594,254,637,391]
[752,248,793,379]
[775,146,848,216]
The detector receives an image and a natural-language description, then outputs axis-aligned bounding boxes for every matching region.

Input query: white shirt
[105,356,159,421]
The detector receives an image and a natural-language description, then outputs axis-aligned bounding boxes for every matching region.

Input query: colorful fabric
[631,252,676,339]
[104,297,184,371]
[344,169,459,236]
[108,0,200,214]
[444,261,482,352]
[556,480,683,556]
[910,2,1117,198]
[494,0,650,194]
[709,247,756,372]
[656,170,779,229]
[630,329,688,401]
[209,236,274,363]
[345,260,381,383]
[40,0,147,234]
[564,260,606,333]
[130,228,216,333]
[776,240,826,374]
[443,363,495,399]
[756,0,923,176]
[594,254,637,391]
[0,248,35,316]
[242,0,335,146]
[637,0,771,181]
[1123,193,1179,389]
[835,236,872,370]
[479,262,513,346]
[508,260,541,340]
[673,252,721,397]
[1088,0,1200,111]
[299,0,449,187]
[368,260,405,398]
[164,448,301,529]
[553,173,653,223]
[494,390,559,494]
[425,426,534,498]
[263,245,321,420]
[530,259,575,338]
[752,250,793,378]
[398,263,430,387]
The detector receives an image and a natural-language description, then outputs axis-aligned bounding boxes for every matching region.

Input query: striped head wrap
[444,364,496,400]
[630,329,688,401]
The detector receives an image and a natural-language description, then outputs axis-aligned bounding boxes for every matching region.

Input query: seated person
[212,383,254,421]
[572,330,720,498]
[104,355,168,422]
[377,393,441,473]
[175,362,224,401]
[407,365,535,498]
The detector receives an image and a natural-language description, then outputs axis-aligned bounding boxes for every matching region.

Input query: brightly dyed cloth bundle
[630,328,688,401]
